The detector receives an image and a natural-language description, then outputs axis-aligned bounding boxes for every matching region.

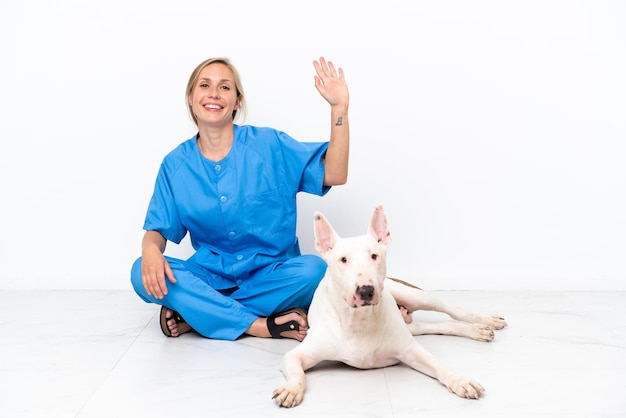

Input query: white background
[1,0,624,291]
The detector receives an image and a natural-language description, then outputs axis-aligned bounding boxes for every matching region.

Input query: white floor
[1,289,625,418]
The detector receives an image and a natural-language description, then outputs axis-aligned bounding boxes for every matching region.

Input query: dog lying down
[273,205,508,408]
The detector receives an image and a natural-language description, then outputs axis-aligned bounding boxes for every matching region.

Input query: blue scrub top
[143,124,330,286]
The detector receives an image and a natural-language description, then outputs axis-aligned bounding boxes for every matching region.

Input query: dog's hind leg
[406,320,496,341]
[386,278,508,330]
[429,303,507,330]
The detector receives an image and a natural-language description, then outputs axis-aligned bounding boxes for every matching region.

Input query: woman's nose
[208,87,220,98]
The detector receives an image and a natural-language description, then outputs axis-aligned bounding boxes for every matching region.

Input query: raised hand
[313,56,349,108]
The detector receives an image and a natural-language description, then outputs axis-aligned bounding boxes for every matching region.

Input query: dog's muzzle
[353,285,378,307]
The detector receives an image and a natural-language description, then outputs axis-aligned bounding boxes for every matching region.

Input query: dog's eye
[340,256,348,263]
[371,254,378,261]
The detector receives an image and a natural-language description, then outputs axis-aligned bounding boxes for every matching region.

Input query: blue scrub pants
[130,255,327,341]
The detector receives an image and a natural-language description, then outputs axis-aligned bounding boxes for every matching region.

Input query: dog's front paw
[273,385,304,408]
[446,376,485,399]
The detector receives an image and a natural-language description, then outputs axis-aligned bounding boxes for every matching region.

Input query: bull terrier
[273,205,507,407]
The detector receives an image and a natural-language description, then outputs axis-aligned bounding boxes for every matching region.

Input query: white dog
[273,205,507,408]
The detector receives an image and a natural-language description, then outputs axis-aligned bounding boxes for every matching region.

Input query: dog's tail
[386,276,422,290]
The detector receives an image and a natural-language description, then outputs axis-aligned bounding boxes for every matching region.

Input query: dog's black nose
[356,285,375,303]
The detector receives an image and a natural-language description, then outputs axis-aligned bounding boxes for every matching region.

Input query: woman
[130,56,349,341]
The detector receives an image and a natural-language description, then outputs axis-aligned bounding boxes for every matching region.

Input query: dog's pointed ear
[369,205,391,246]
[314,211,338,255]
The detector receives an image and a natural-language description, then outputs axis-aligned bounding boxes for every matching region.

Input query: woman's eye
[200,83,209,88]
[220,85,231,90]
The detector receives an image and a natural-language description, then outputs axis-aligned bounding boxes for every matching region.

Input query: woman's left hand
[313,57,349,109]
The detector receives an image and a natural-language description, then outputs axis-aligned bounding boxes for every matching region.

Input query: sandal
[159,306,194,337]
[267,308,308,339]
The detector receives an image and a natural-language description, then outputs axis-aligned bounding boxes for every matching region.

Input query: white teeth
[204,104,221,109]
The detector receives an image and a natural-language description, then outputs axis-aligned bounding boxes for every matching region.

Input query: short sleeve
[143,161,187,244]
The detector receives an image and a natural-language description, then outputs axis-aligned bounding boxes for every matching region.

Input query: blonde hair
[185,57,247,125]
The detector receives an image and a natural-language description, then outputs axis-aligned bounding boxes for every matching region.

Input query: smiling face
[188,63,240,128]
[185,58,246,127]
